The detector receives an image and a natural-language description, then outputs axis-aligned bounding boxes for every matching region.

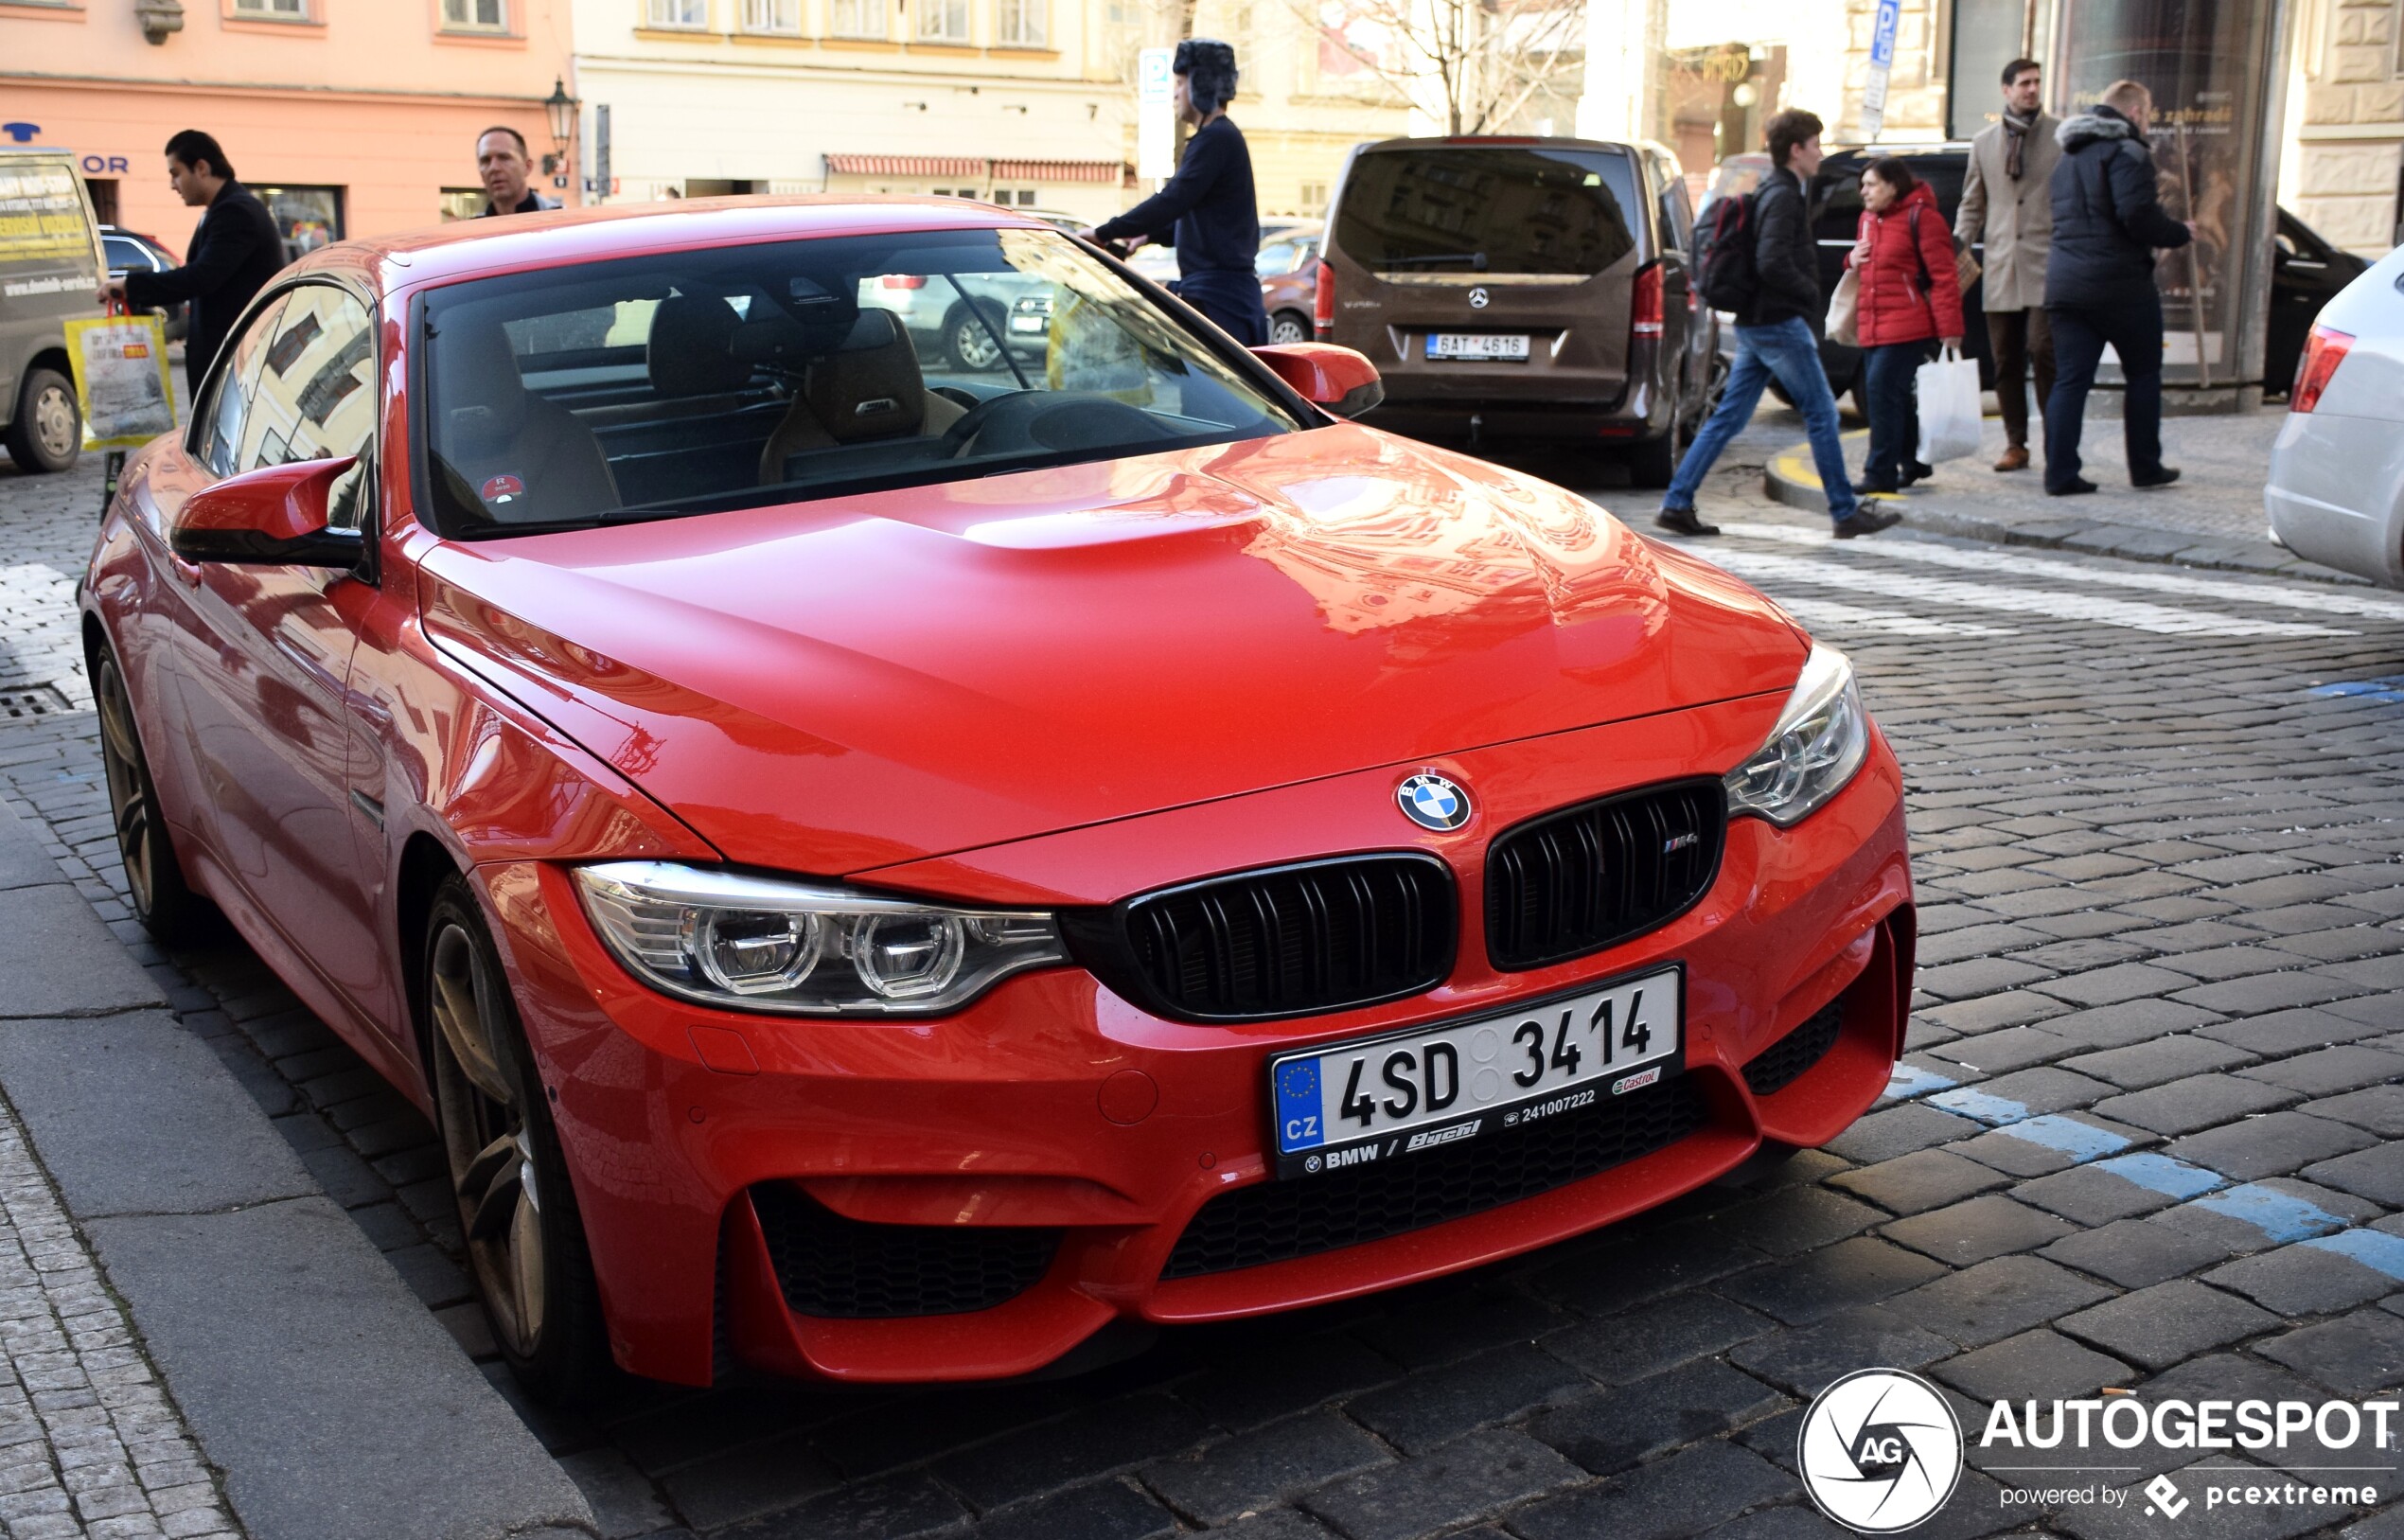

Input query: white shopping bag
[1915,345,1982,465]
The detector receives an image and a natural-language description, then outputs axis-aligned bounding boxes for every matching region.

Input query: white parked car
[2267,243,2404,586]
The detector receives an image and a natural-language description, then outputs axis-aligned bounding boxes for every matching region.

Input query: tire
[1268,310,1311,345]
[1626,373,1691,489]
[4,367,80,474]
[89,639,213,944]
[424,876,611,1404]
[945,305,1006,372]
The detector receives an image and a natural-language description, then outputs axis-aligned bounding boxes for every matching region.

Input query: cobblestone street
[4,427,2403,1540]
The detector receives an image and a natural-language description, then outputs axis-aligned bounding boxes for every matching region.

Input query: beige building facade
[2285,0,2404,252]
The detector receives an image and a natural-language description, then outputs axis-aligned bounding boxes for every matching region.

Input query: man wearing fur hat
[2042,79,2197,497]
[1094,39,1269,345]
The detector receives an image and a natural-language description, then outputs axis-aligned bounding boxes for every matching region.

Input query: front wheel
[425,877,610,1403]
[91,640,213,943]
[1268,310,1311,345]
[946,305,1006,371]
[4,367,80,474]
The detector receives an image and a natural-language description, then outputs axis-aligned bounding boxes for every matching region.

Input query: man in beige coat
[1956,58,2059,472]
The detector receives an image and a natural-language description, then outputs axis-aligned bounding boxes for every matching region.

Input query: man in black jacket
[1659,110,1898,540]
[1093,40,1267,345]
[2042,80,2196,495]
[98,131,285,394]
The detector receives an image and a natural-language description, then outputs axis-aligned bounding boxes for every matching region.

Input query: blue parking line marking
[2187,1183,2351,1244]
[2094,1151,2223,1198]
[1994,1116,2134,1163]
[2302,1229,2404,1282]
[2307,677,2404,703]
[1883,1064,1958,1101]
[1927,1088,2029,1125]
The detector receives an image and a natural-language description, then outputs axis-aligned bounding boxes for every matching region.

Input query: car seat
[432,321,621,525]
[756,310,967,485]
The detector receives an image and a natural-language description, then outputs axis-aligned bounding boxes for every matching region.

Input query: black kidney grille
[750,1184,1059,1319]
[1486,780,1726,971]
[1741,999,1845,1097]
[1069,854,1457,1023]
[1160,1072,1709,1279]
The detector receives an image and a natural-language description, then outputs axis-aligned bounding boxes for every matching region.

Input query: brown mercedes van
[1314,136,1714,485]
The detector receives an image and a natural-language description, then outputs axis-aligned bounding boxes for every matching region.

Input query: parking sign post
[1137,47,1175,183]
[1861,0,1900,140]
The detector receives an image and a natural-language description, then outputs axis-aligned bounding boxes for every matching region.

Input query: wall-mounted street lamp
[540,77,578,176]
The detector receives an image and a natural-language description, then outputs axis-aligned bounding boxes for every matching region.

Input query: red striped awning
[990,159,1127,184]
[823,154,984,177]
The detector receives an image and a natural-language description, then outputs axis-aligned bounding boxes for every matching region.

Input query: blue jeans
[2045,298,2164,493]
[1666,316,1859,524]
[1862,340,1936,489]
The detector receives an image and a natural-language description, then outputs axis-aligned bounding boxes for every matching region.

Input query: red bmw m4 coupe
[80,199,1912,1399]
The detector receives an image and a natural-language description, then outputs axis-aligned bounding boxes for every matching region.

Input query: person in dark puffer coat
[2042,79,2196,496]
[1843,160,1965,494]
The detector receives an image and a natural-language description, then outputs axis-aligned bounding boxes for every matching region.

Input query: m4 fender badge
[1612,1066,1662,1096]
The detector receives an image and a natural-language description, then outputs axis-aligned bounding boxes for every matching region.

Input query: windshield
[1335,145,1639,280]
[415,226,1303,537]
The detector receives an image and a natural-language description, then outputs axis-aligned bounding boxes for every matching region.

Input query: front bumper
[478,695,1913,1386]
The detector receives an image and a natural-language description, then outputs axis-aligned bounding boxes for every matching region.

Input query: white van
[0,148,106,472]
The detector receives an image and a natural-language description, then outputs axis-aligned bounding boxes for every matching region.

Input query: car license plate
[1425,332,1529,362]
[1268,965,1682,1178]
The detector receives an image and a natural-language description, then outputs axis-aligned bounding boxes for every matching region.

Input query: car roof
[289,194,1063,292]
[1355,134,1638,154]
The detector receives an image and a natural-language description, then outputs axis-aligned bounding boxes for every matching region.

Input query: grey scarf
[2003,106,2039,179]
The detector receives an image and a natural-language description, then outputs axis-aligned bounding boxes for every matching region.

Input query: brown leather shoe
[1994,445,2030,472]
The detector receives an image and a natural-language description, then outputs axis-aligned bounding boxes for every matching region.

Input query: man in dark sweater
[98,131,285,394]
[1659,110,1898,540]
[2042,79,2196,495]
[1093,39,1268,345]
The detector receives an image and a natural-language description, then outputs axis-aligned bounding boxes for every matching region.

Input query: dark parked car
[1780,146,2366,410]
[1316,136,1718,486]
[100,224,189,345]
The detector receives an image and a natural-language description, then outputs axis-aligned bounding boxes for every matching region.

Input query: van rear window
[1334,146,1639,278]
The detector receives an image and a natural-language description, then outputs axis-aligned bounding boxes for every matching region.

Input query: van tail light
[2291,325,2354,413]
[1313,259,1335,340]
[1633,264,1664,339]
[881,274,928,290]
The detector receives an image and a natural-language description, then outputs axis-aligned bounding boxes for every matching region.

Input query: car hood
[418,423,1804,876]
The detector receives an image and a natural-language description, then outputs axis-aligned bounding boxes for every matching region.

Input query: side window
[242,285,379,530]
[195,292,290,479]
[1812,166,1865,244]
[1655,159,1695,257]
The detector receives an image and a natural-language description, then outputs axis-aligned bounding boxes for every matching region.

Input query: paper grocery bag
[65,312,176,450]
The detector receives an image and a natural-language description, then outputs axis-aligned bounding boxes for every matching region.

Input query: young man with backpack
[1658,110,1901,540]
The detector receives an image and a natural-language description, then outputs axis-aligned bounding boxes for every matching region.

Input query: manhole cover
[0,685,73,723]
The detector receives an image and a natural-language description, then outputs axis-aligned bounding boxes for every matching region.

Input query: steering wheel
[939,391,1164,460]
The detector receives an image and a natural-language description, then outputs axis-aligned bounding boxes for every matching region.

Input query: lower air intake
[751,1183,1059,1318]
[1741,999,1845,1097]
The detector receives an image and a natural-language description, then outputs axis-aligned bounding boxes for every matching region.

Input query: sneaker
[2046,477,2098,497]
[1653,506,1721,537]
[1832,506,1903,539]
[1994,446,2030,472]
[2132,467,2182,489]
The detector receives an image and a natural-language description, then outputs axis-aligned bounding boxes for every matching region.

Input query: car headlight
[573,861,1067,1017]
[1723,644,1871,827]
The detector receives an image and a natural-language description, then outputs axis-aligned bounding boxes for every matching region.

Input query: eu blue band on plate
[1276,1059,1324,1151]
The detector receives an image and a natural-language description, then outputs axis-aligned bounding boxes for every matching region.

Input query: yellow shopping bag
[64,309,177,450]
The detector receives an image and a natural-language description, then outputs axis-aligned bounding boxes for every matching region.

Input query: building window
[232,0,309,16]
[1299,181,1327,210]
[441,0,507,29]
[646,0,708,27]
[827,0,883,33]
[741,0,800,27]
[995,0,1043,44]
[916,0,968,42]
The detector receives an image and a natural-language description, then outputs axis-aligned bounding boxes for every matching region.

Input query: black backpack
[1695,189,1761,311]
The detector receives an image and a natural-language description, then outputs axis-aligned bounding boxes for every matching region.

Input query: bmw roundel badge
[1396,771,1472,832]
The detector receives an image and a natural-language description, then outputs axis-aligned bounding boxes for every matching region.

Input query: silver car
[2266,243,2404,587]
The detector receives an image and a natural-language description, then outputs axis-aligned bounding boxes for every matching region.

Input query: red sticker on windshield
[480,474,524,505]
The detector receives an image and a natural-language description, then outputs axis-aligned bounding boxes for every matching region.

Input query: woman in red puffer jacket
[1845,159,1966,494]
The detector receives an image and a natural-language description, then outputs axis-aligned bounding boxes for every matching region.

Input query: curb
[0,797,597,1540]
[1761,432,2369,586]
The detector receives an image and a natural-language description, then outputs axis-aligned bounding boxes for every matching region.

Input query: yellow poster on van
[64,313,177,450]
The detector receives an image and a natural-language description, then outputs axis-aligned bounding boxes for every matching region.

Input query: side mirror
[1251,343,1384,419]
[170,455,365,569]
